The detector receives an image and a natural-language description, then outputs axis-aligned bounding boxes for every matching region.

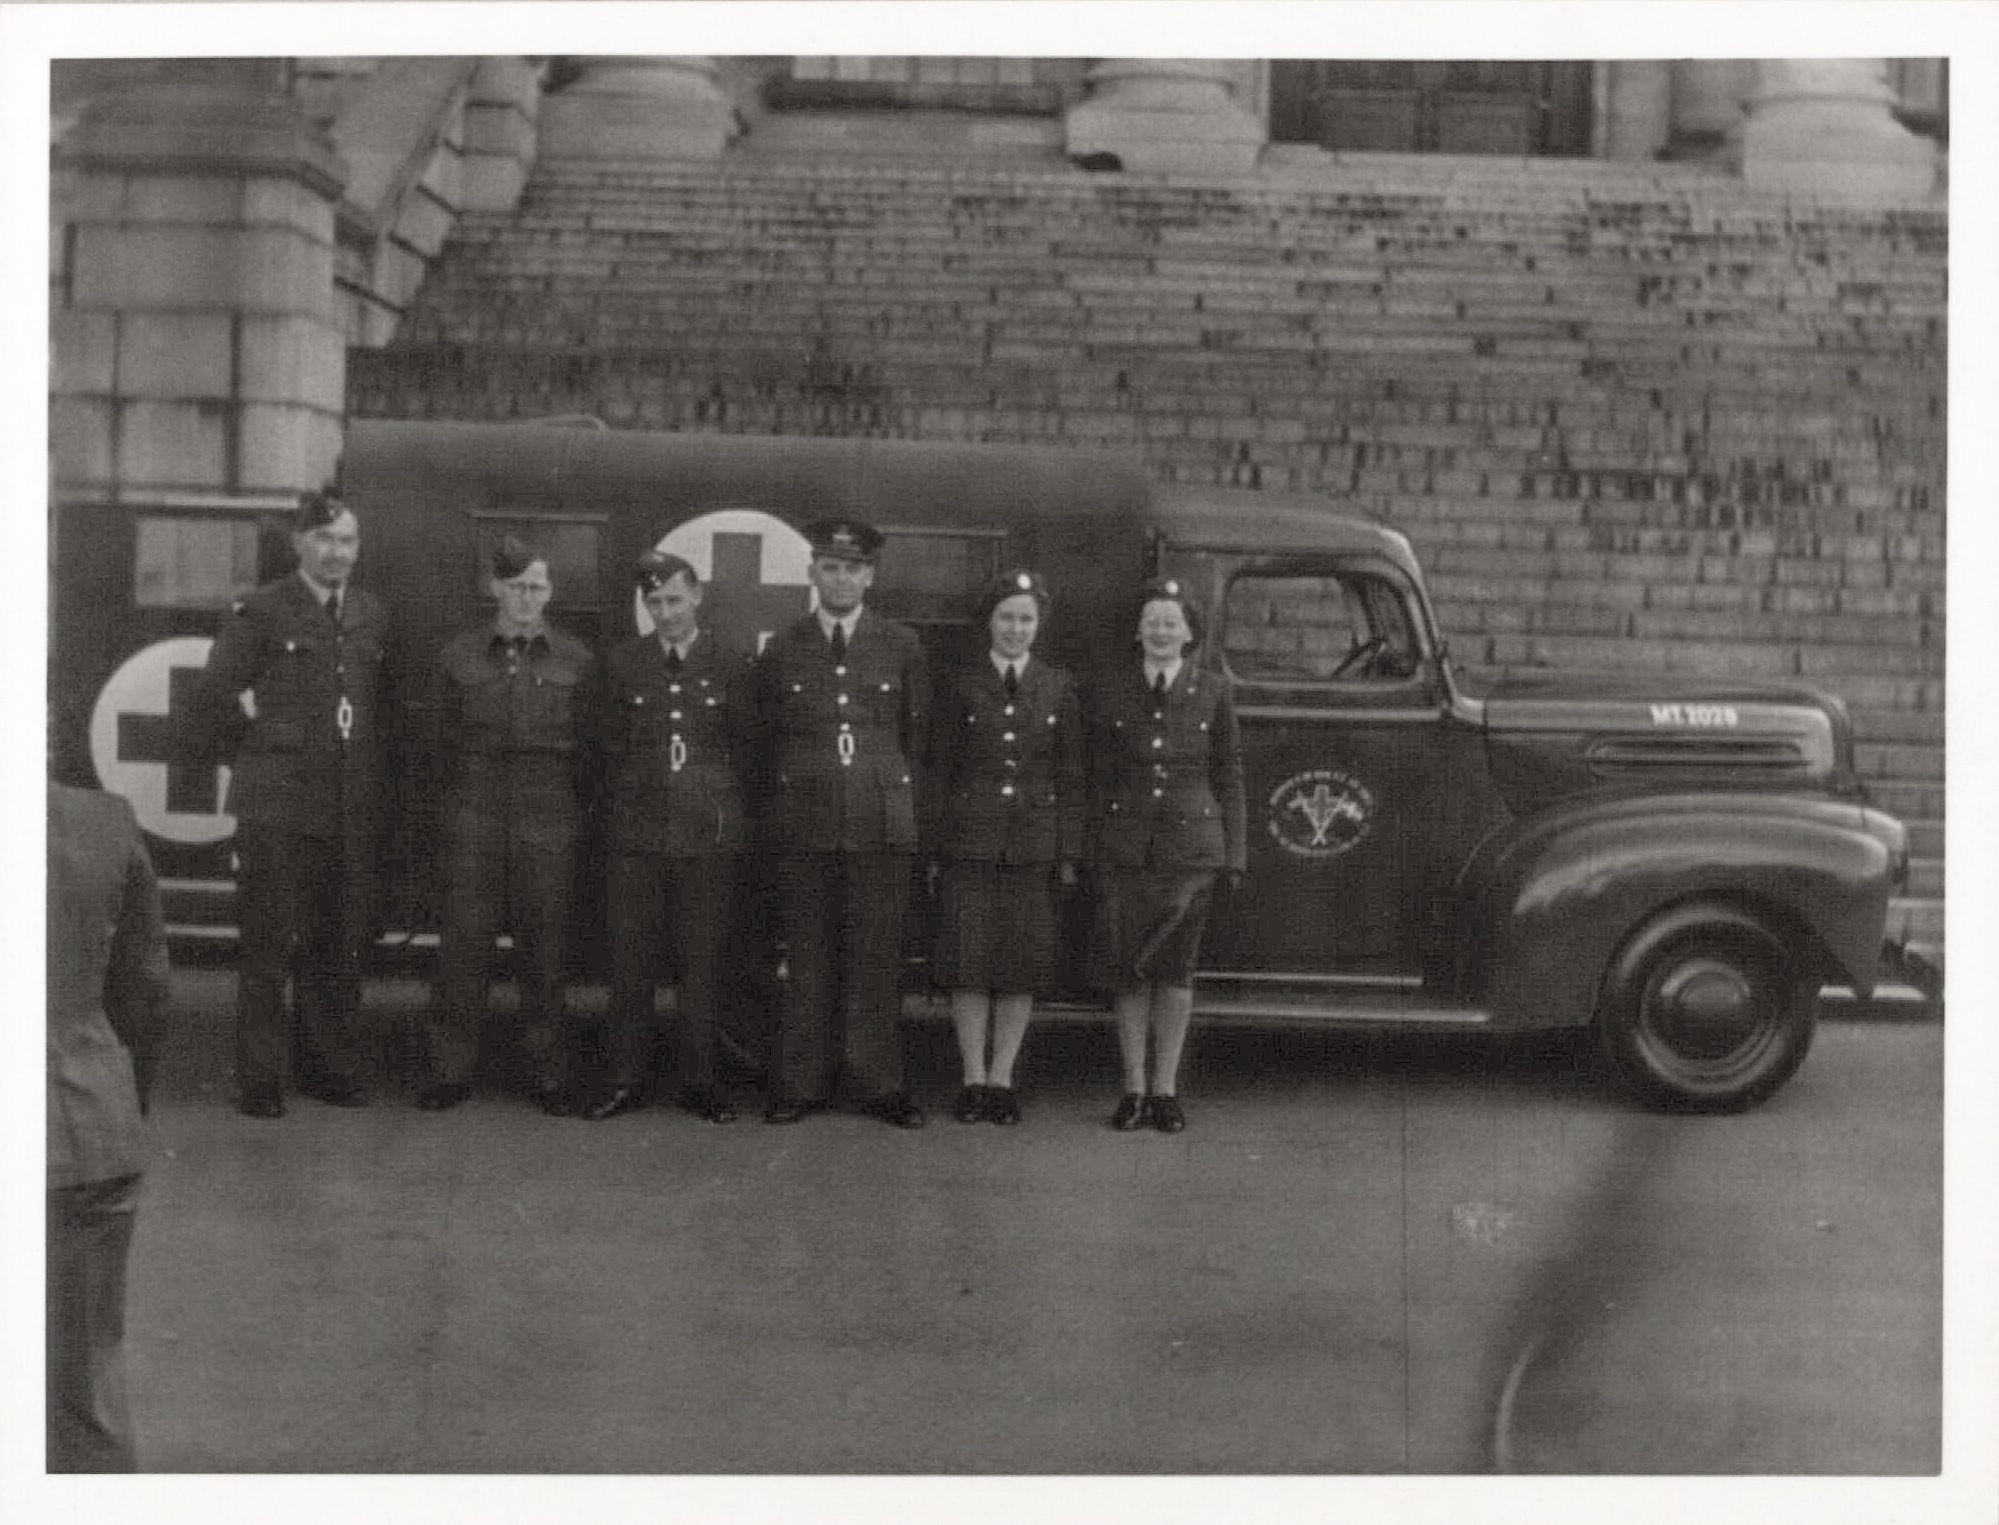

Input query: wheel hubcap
[1648,956,1764,1066]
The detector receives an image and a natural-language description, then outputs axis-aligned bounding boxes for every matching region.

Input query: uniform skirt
[1085,867,1216,991]
[931,860,1062,996]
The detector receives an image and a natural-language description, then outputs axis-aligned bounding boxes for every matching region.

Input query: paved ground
[119,969,1941,1477]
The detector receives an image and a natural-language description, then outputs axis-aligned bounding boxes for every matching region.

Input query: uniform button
[839,721,852,732]
[1004,705,1016,717]
[1152,737,1164,749]
[669,684,682,696]
[1000,785,1015,798]
[1153,765,1167,777]
[1002,732,1015,742]
[1004,758,1018,769]
[837,694,849,706]
[670,711,683,721]
[1152,788,1164,799]
[834,665,848,677]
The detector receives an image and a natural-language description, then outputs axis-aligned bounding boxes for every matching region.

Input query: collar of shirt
[1143,659,1183,691]
[491,624,549,652]
[657,630,700,662]
[990,652,1030,681]
[816,608,861,643]
[297,569,339,608]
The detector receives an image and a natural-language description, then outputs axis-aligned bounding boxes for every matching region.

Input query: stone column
[52,60,350,500]
[461,57,544,211]
[1064,59,1263,173]
[1664,59,1752,165]
[538,56,738,160]
[1740,59,1939,197]
[1596,60,1670,161]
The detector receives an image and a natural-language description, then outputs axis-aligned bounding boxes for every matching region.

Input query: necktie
[666,646,683,673]
[1152,671,1167,703]
[327,589,342,628]
[830,623,847,663]
[1004,664,1019,697]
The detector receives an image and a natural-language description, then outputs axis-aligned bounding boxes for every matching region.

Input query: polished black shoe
[1150,1095,1186,1133]
[1110,1092,1149,1131]
[952,1084,990,1123]
[583,1085,645,1122]
[533,1082,575,1118]
[871,1093,927,1130]
[416,1082,473,1112]
[986,1086,1022,1126]
[298,1076,368,1108]
[239,1093,286,1120]
[683,1089,738,1125]
[763,1097,819,1126]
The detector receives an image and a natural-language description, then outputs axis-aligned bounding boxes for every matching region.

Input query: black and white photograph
[6,2,1997,1521]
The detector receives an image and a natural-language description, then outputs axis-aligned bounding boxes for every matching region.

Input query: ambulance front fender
[1457,794,1903,1030]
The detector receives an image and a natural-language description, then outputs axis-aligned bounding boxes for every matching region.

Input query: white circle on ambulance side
[635,508,818,651]
[88,636,236,844]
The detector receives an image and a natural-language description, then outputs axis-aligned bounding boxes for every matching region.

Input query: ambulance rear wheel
[1598,903,1817,1113]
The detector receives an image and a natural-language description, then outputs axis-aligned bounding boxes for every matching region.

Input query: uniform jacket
[196,573,393,838]
[1086,661,1247,872]
[757,609,929,853]
[47,785,169,1189]
[600,630,757,856]
[433,622,594,852]
[930,656,1084,866]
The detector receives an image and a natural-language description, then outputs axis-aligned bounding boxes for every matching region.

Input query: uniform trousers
[606,851,735,1093]
[235,824,368,1098]
[46,1174,142,1472]
[425,831,575,1090]
[774,851,913,1104]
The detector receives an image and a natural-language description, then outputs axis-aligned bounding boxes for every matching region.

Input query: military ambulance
[50,418,1923,1111]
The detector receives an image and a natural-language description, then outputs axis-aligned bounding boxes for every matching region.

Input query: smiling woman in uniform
[1084,578,1246,1133]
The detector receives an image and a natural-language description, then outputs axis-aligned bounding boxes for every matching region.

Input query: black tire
[1598,903,1818,1113]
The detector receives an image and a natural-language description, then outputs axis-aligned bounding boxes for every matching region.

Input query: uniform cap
[1135,575,1204,648]
[803,517,883,563]
[492,534,546,581]
[977,567,1051,621]
[634,549,698,592]
[292,488,350,532]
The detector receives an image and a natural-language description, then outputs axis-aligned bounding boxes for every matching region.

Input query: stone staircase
[349,150,1945,970]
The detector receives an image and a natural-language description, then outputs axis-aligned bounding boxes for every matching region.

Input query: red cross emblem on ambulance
[638,509,817,652]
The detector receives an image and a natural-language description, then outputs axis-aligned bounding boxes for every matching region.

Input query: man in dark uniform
[196,489,393,1117]
[591,550,758,1123]
[417,537,595,1113]
[47,783,170,1470]
[757,517,929,1127]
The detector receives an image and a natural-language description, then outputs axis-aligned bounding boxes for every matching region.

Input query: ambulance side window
[1221,570,1420,685]
[133,515,262,610]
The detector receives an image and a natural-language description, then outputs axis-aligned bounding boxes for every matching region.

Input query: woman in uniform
[928,569,1084,1125]
[1084,577,1245,1133]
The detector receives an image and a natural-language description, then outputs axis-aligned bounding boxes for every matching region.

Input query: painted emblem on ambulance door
[89,636,235,845]
[1267,769,1374,859]
[639,508,816,653]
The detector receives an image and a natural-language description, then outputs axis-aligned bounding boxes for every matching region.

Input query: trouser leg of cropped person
[46,1175,142,1472]
[237,826,362,1100]
[774,853,839,1104]
[508,838,574,1094]
[835,852,913,1102]
[666,856,734,1097]
[426,834,502,1088]
[606,851,669,1094]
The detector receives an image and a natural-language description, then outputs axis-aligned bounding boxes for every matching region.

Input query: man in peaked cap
[588,549,760,1123]
[417,535,596,1113]
[196,488,396,1118]
[755,517,930,1127]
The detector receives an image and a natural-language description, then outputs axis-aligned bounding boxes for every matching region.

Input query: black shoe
[986,1086,1022,1126]
[1150,1095,1186,1133]
[952,1084,990,1124]
[416,1082,473,1112]
[534,1081,575,1118]
[298,1075,368,1108]
[764,1097,819,1126]
[1110,1092,1149,1131]
[877,1095,926,1130]
[239,1093,286,1120]
[583,1085,645,1121]
[683,1089,738,1125]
